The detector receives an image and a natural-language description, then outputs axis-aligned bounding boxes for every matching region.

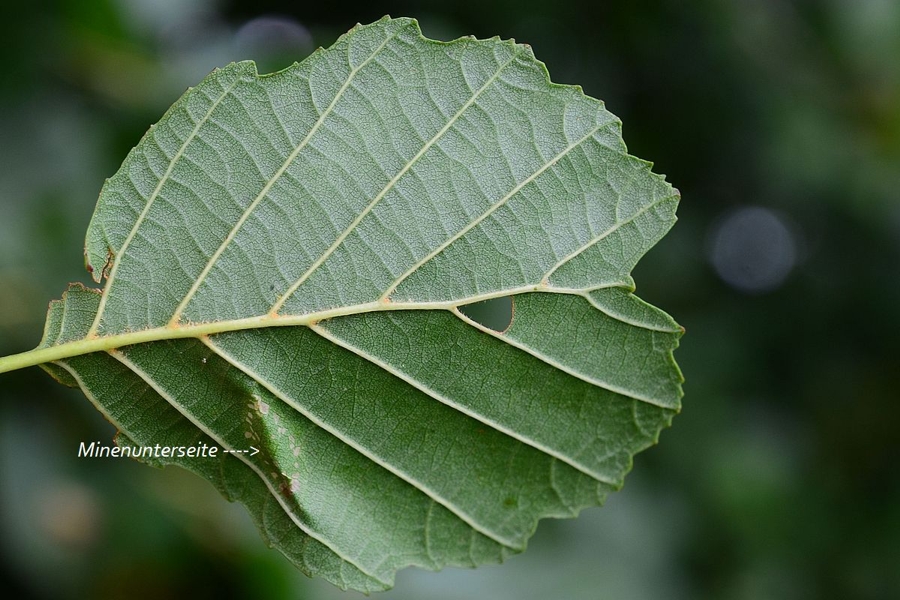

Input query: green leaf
[0,16,683,591]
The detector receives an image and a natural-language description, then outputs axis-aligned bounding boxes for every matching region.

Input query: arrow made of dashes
[223,446,260,456]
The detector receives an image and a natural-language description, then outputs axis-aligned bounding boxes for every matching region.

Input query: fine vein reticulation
[0,17,683,593]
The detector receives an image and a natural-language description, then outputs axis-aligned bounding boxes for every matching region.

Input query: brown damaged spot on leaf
[64,282,102,297]
[278,479,294,500]
[101,247,114,281]
[85,245,115,284]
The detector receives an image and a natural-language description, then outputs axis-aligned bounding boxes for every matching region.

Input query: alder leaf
[6,16,683,591]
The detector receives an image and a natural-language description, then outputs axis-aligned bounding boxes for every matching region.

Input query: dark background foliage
[1,1,897,598]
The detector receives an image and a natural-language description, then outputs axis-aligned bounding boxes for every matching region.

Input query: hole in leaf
[458,296,514,333]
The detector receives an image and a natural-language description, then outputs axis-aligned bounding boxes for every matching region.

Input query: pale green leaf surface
[19,16,682,591]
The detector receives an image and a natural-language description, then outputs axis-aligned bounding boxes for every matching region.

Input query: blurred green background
[1,1,898,598]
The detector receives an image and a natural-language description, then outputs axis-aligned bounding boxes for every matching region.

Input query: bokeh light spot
[234,15,313,73]
[708,206,798,294]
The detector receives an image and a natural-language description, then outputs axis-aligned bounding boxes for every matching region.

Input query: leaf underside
[38,17,682,591]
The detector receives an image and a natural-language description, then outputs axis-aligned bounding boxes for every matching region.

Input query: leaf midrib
[0,275,675,406]
[0,286,552,374]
